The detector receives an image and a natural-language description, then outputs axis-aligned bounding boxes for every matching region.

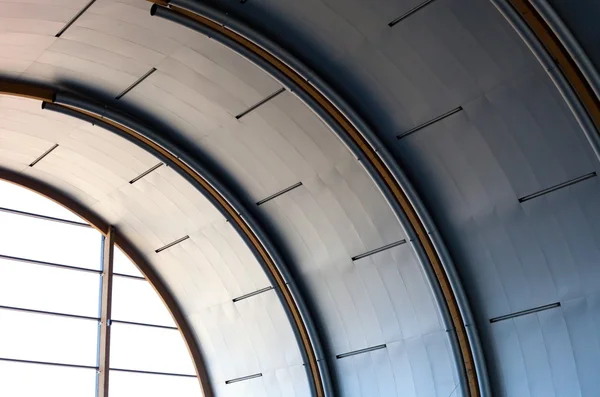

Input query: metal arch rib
[148,1,488,396]
[0,163,212,397]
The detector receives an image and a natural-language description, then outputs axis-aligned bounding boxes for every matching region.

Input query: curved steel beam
[0,79,329,396]
[149,1,489,396]
[0,165,212,397]
[490,0,600,161]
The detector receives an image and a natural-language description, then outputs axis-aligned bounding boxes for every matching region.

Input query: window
[0,180,201,396]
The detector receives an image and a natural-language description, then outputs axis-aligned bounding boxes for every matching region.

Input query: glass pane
[0,257,101,317]
[0,310,98,366]
[109,370,201,397]
[112,277,175,327]
[0,211,102,270]
[113,246,144,277]
[0,180,84,223]
[110,322,194,375]
[0,361,96,397]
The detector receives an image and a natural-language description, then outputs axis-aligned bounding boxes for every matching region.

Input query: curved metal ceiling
[1,1,600,397]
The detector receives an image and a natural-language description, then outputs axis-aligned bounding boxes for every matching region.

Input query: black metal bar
[0,304,99,321]
[256,182,302,206]
[129,162,163,184]
[110,367,197,378]
[110,319,178,330]
[518,172,597,203]
[235,87,285,119]
[55,0,97,37]
[397,107,463,139]
[489,302,561,323]
[0,206,90,228]
[29,144,59,167]
[0,253,101,274]
[116,68,157,100]
[113,272,145,281]
[155,235,189,253]
[225,373,263,384]
[0,357,98,370]
[388,0,438,27]
[336,344,387,359]
[352,240,407,261]
[232,286,273,302]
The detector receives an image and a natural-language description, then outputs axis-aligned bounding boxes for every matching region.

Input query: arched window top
[0,180,201,397]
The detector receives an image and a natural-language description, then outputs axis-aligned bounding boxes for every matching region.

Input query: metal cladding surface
[0,0,600,397]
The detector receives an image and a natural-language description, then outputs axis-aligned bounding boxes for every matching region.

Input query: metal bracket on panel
[336,344,387,359]
[155,235,190,253]
[518,172,596,203]
[29,144,58,167]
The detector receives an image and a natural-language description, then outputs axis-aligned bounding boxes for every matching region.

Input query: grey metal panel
[212,364,310,397]
[547,0,600,69]
[187,289,303,384]
[333,331,458,397]
[260,182,443,356]
[3,0,600,395]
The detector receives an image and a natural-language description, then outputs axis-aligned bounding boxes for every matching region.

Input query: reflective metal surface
[1,0,600,396]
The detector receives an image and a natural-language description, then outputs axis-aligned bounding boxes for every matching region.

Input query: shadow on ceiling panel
[59,25,166,65]
[262,90,349,169]
[155,56,250,116]
[67,125,157,174]
[46,37,151,77]
[87,0,195,43]
[198,125,293,201]
[74,12,181,56]
[119,89,213,143]
[124,69,232,128]
[0,96,82,127]
[22,57,138,99]
[184,34,281,98]
[238,90,347,179]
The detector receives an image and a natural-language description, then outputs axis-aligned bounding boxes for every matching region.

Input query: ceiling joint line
[388,0,438,27]
[155,235,189,253]
[225,373,263,384]
[396,106,463,139]
[0,206,90,228]
[55,0,97,37]
[489,302,560,323]
[232,286,274,302]
[235,87,285,119]
[129,162,164,184]
[352,239,407,261]
[336,344,387,359]
[518,172,597,203]
[29,143,58,167]
[256,182,303,206]
[116,68,157,100]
